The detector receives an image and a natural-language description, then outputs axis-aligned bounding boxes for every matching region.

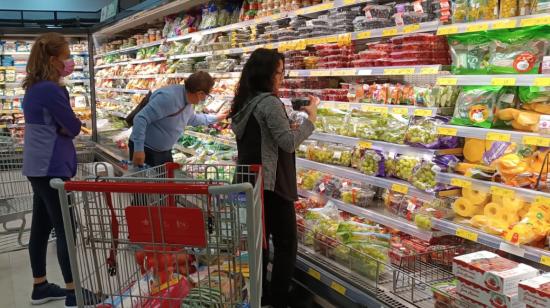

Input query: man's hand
[132,151,146,166]
[216,109,229,121]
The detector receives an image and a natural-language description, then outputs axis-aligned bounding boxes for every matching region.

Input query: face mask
[60,58,75,77]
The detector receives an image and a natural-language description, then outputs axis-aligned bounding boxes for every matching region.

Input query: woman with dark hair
[231,48,318,307]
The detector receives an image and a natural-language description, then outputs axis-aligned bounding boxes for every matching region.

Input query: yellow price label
[356,31,371,40]
[326,36,339,43]
[414,109,434,117]
[242,47,253,53]
[309,70,330,76]
[318,2,334,10]
[343,0,356,5]
[366,106,389,114]
[486,132,511,142]
[403,24,421,33]
[492,19,517,29]
[307,268,321,280]
[335,103,349,110]
[270,13,281,20]
[437,77,458,85]
[491,77,516,86]
[450,178,472,188]
[466,23,489,33]
[520,16,550,27]
[420,67,439,74]
[437,127,458,136]
[391,107,409,115]
[391,183,409,194]
[331,68,356,76]
[540,255,550,267]
[357,141,372,149]
[384,68,415,75]
[382,28,399,37]
[337,33,352,46]
[437,26,459,35]
[265,44,274,49]
[330,282,346,295]
[295,39,307,50]
[288,71,299,77]
[535,196,550,205]
[456,228,479,242]
[490,186,515,198]
[522,136,550,147]
[534,77,550,87]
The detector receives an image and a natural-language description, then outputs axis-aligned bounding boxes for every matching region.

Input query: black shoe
[65,288,103,308]
[31,282,67,305]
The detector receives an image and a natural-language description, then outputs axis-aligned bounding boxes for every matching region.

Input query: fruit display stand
[88,0,550,306]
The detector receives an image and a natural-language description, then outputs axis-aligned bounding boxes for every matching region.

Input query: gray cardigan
[232,93,315,191]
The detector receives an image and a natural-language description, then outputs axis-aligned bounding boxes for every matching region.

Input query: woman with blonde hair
[22,32,100,307]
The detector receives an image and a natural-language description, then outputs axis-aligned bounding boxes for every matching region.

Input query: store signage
[100,0,119,22]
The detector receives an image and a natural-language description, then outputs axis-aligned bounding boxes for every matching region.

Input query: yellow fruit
[453,197,484,218]
[463,138,485,163]
[462,188,490,206]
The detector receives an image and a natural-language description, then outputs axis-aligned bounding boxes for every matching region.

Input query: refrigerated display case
[86,0,550,306]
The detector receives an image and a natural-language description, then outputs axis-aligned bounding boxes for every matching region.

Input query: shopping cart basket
[51,163,263,308]
[0,131,98,253]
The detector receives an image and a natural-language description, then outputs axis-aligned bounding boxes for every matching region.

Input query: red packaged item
[390,33,441,45]
[374,58,392,66]
[518,273,550,308]
[390,50,432,59]
[358,50,388,60]
[351,59,374,67]
[453,251,539,295]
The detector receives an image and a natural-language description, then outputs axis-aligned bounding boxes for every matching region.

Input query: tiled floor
[1,243,65,308]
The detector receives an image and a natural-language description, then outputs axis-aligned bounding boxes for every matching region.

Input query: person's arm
[131,91,179,152]
[44,85,81,138]
[262,97,315,153]
[187,112,219,127]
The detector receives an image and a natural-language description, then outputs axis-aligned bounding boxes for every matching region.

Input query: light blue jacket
[130,85,217,152]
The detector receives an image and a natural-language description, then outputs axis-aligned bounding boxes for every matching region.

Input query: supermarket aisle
[0,244,64,308]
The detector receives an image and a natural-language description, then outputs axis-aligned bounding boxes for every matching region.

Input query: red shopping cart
[51,163,263,308]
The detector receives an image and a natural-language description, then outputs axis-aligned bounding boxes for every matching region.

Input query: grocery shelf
[1,82,21,87]
[170,52,212,60]
[0,109,21,114]
[185,131,236,147]
[318,101,450,116]
[97,98,133,105]
[298,189,437,241]
[436,171,550,203]
[0,95,23,99]
[65,79,90,84]
[296,158,437,201]
[309,132,463,158]
[0,51,30,56]
[436,74,550,87]
[436,124,550,147]
[173,143,196,156]
[95,40,164,58]
[436,13,550,35]
[165,0,374,43]
[96,87,149,94]
[95,72,241,80]
[288,65,442,77]
[431,218,550,268]
[95,57,167,69]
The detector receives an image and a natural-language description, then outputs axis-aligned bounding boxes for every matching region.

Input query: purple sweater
[22,81,81,178]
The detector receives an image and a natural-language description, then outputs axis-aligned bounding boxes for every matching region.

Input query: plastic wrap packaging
[448,33,491,74]
[314,175,351,199]
[406,116,459,149]
[297,169,323,190]
[518,86,550,115]
[340,186,376,208]
[385,155,421,181]
[357,149,386,177]
[364,4,394,19]
[451,86,503,128]
[487,26,550,74]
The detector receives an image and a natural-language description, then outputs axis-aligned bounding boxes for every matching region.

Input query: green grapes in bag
[451,86,503,128]
[487,26,550,74]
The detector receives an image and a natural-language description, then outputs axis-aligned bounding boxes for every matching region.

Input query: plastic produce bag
[340,186,376,208]
[406,116,459,149]
[357,149,385,177]
[487,26,550,74]
[451,86,503,128]
[448,33,491,74]
[519,86,550,114]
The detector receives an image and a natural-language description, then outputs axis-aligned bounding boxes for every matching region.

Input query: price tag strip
[456,228,478,242]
